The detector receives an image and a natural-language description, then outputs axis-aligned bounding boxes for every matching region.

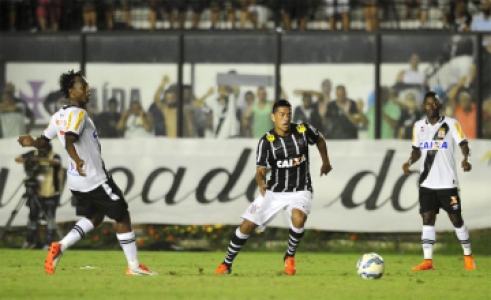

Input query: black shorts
[71,177,128,221]
[419,187,461,215]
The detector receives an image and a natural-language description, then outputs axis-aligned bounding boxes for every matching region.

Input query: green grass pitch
[1,250,490,300]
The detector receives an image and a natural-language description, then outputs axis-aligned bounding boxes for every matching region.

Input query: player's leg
[97,178,156,275]
[45,190,101,274]
[215,218,258,274]
[284,191,311,275]
[442,190,475,270]
[412,187,438,271]
[216,190,280,274]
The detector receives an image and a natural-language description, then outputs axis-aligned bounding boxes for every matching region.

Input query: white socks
[421,225,436,260]
[60,218,94,252]
[117,231,140,269]
[454,224,472,256]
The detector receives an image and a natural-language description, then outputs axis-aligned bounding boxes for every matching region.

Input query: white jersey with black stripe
[43,105,107,192]
[412,116,467,189]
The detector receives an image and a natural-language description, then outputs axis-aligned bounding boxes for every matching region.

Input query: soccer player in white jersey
[215,100,333,275]
[402,91,475,271]
[18,70,156,276]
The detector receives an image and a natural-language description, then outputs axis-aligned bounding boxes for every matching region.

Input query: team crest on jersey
[249,204,259,214]
[297,137,305,146]
[438,127,446,138]
[266,133,275,142]
[296,124,306,133]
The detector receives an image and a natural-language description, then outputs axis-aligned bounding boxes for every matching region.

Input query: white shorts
[325,0,349,17]
[241,190,312,232]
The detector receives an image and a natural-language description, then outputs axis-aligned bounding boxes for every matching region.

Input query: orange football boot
[464,255,476,270]
[215,263,231,274]
[284,257,296,275]
[411,259,434,271]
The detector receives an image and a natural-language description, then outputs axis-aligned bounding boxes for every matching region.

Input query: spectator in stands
[117,101,153,138]
[189,0,206,29]
[150,0,172,30]
[207,85,240,138]
[102,0,131,30]
[294,79,332,137]
[326,85,366,139]
[471,0,491,31]
[248,87,273,138]
[325,0,349,31]
[293,93,323,131]
[283,0,311,31]
[243,0,269,30]
[239,91,255,137]
[191,88,214,138]
[366,86,401,139]
[82,0,97,32]
[362,0,378,31]
[210,0,241,30]
[396,91,423,139]
[446,76,476,139]
[94,98,122,138]
[448,0,472,32]
[0,83,35,138]
[37,0,61,32]
[420,0,450,29]
[397,54,428,87]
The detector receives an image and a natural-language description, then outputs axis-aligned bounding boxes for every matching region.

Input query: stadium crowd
[1,0,491,32]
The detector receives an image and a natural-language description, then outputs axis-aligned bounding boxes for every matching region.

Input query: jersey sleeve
[305,123,322,145]
[451,119,467,145]
[66,109,87,137]
[43,115,58,140]
[256,138,269,168]
[411,123,420,149]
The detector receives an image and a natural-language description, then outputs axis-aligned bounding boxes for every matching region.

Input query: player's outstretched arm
[65,134,86,176]
[316,138,332,176]
[402,148,421,174]
[460,143,472,172]
[18,134,50,150]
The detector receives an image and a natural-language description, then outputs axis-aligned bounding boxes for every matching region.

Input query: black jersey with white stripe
[256,123,322,193]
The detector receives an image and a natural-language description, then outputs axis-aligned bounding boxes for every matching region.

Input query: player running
[18,70,156,276]
[215,99,333,275]
[402,91,476,271]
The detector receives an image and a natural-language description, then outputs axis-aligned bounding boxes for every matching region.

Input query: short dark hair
[108,97,118,105]
[423,91,440,104]
[59,70,83,98]
[272,99,292,113]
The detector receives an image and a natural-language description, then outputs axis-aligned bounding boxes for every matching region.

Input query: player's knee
[239,219,257,234]
[90,212,104,227]
[450,214,464,228]
[421,213,436,225]
[114,209,130,224]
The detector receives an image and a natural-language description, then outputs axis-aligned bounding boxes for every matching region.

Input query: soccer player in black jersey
[215,99,333,275]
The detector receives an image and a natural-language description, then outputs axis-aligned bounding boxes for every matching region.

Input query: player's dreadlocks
[59,70,82,98]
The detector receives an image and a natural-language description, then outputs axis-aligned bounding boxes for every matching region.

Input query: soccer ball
[356,253,385,279]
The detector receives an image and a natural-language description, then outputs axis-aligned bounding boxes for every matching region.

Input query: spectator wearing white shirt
[471,0,491,31]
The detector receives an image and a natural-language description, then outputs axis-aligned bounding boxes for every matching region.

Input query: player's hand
[162,75,170,85]
[75,159,86,176]
[320,163,332,176]
[18,135,34,147]
[258,182,268,197]
[402,162,411,174]
[461,160,472,172]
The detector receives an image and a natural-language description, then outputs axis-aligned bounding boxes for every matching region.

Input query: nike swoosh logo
[273,146,282,151]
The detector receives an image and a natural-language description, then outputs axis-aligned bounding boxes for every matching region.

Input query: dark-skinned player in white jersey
[402,91,475,271]
[18,70,156,276]
[215,99,333,275]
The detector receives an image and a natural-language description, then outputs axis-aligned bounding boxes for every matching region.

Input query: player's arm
[316,138,332,176]
[451,119,471,172]
[460,142,471,172]
[65,109,87,176]
[256,138,269,196]
[403,124,421,174]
